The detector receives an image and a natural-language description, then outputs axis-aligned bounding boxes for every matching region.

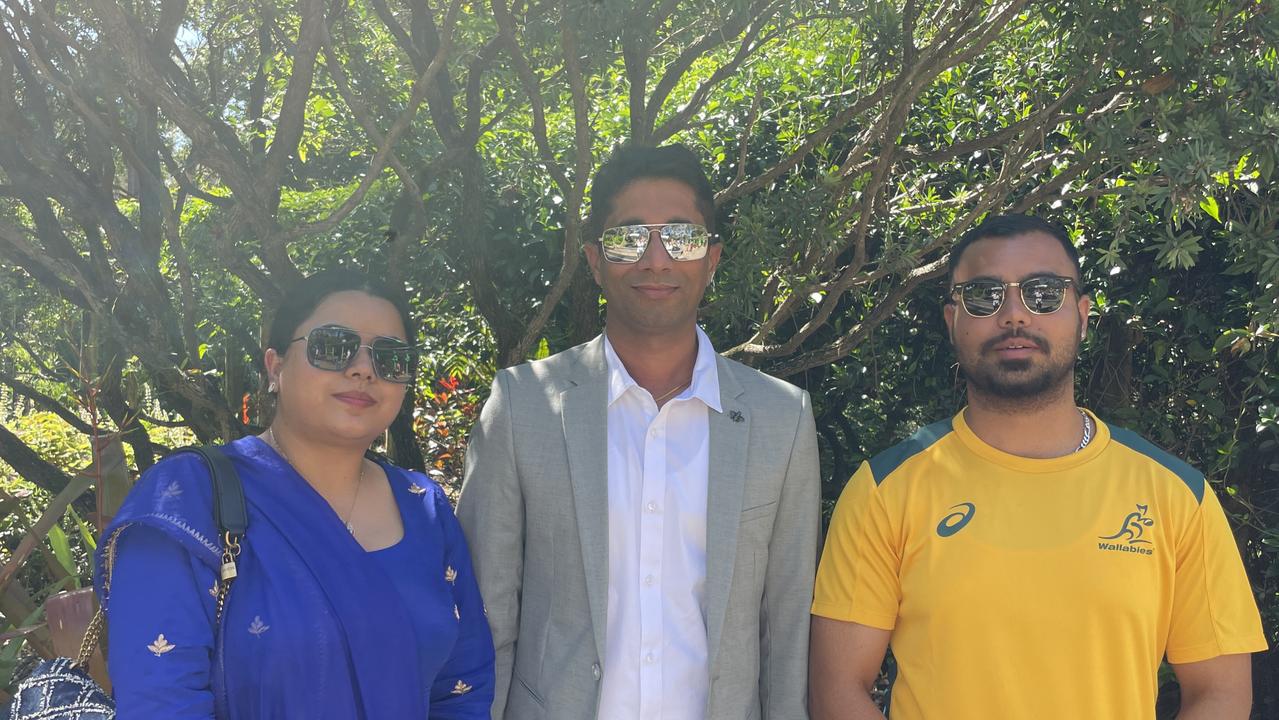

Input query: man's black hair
[947,214,1081,281]
[584,143,718,245]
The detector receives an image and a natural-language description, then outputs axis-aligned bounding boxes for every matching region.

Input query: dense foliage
[0,0,1275,713]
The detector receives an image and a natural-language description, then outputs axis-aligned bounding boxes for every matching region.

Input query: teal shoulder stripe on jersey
[869,418,954,485]
[1109,426,1205,504]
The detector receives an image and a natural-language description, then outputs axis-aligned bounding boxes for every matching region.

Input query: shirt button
[645,653,655,664]
[592,663,601,680]
[644,575,654,586]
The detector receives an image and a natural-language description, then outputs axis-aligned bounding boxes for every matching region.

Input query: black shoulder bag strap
[181,446,247,618]
[185,446,249,537]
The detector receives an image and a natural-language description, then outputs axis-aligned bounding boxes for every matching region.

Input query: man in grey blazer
[457,144,819,720]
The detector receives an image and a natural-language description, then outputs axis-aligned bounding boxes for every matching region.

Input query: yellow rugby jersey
[812,409,1266,720]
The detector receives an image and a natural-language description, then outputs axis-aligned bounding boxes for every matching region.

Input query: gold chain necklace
[267,427,365,534]
[653,380,690,404]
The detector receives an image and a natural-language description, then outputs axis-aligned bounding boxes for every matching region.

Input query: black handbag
[3,446,247,720]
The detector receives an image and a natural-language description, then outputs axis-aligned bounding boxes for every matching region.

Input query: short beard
[960,328,1079,412]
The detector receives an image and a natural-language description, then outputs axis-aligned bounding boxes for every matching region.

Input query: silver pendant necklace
[267,427,365,534]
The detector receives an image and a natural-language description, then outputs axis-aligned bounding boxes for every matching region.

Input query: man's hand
[809,616,891,720]
[1172,653,1253,720]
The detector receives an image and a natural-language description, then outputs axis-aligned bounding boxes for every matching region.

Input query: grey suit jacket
[457,335,819,720]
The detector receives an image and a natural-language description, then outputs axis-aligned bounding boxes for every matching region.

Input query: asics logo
[936,502,976,537]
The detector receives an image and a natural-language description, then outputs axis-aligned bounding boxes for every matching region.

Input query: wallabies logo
[1097,503,1156,555]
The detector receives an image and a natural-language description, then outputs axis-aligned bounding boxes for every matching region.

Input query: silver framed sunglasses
[598,223,714,263]
[289,324,419,383]
[950,275,1079,317]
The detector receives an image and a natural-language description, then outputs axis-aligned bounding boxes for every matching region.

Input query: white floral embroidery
[248,616,270,636]
[451,680,472,695]
[408,483,427,495]
[444,566,457,584]
[161,481,182,500]
[453,605,460,621]
[208,582,219,598]
[148,634,175,656]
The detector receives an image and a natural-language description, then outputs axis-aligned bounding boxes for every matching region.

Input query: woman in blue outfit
[94,269,495,719]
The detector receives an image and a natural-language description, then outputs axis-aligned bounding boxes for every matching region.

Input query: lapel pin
[729,410,744,423]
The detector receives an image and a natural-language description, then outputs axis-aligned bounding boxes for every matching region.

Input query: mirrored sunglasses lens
[961,283,1003,317]
[371,340,418,383]
[660,224,709,260]
[1021,279,1067,314]
[600,226,648,262]
[307,327,360,370]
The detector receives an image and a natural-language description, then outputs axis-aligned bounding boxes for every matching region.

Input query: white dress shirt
[598,327,721,719]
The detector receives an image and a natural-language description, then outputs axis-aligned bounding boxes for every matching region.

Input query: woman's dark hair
[265,269,415,356]
[585,143,719,244]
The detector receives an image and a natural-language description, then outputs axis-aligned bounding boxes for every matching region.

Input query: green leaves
[1155,227,1203,270]
[1199,196,1220,223]
[45,523,79,590]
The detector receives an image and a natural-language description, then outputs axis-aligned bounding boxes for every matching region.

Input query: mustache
[980,328,1051,354]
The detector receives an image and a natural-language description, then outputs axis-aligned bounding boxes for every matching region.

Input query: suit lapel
[561,336,610,661]
[704,356,750,673]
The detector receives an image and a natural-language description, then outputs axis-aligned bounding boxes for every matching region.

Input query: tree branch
[507,1,593,364]
[716,82,892,203]
[0,421,78,497]
[490,0,570,192]
[648,0,777,143]
[0,220,100,310]
[260,0,326,184]
[286,2,460,242]
[461,37,503,144]
[619,10,649,142]
[82,0,284,270]
[766,260,946,377]
[0,370,93,435]
[368,0,424,69]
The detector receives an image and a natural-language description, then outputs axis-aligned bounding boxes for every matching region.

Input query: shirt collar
[603,327,722,413]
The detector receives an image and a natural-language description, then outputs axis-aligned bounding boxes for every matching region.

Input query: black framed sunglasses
[598,223,714,263]
[289,325,419,384]
[949,275,1079,318]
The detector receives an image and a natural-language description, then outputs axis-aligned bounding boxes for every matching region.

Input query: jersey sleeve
[811,461,901,629]
[1165,485,1268,663]
[105,524,219,719]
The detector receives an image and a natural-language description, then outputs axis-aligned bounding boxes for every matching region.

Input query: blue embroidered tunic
[96,437,495,719]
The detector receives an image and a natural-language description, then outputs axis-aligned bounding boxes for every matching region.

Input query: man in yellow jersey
[809,214,1267,720]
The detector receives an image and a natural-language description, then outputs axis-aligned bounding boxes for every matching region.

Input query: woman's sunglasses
[598,223,714,263]
[289,325,419,384]
[949,275,1079,318]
